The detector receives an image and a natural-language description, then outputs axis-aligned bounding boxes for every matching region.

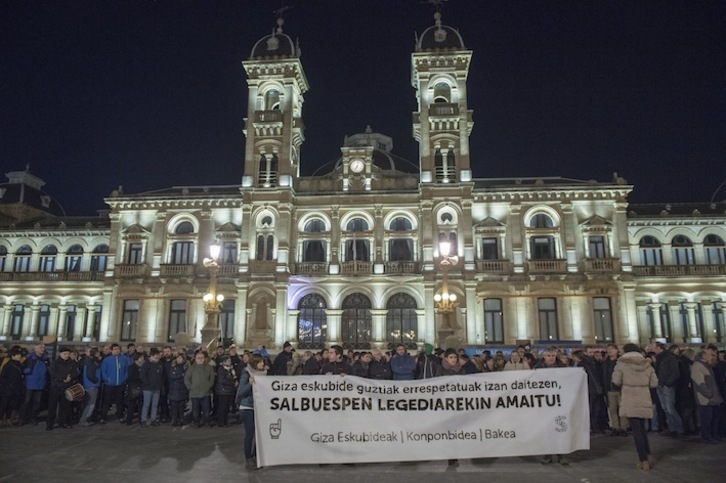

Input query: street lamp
[434,239,459,330]
[201,242,223,351]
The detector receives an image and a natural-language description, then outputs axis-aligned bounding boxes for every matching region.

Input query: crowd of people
[0,339,724,471]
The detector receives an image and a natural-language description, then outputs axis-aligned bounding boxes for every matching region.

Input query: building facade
[1,14,725,350]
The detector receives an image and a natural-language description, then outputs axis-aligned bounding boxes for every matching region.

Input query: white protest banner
[253,368,589,467]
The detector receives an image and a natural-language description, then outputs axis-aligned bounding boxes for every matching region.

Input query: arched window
[175,222,195,234]
[433,82,451,103]
[671,235,695,265]
[91,244,109,272]
[14,245,33,272]
[386,293,418,349]
[65,244,84,272]
[39,245,57,272]
[389,217,413,262]
[345,218,370,262]
[297,294,327,348]
[704,234,726,265]
[256,215,275,261]
[302,219,327,263]
[639,236,663,266]
[530,214,554,228]
[341,293,372,349]
[258,154,278,187]
[265,89,280,110]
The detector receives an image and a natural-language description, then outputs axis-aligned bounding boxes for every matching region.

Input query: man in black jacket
[269,341,293,376]
[653,342,684,437]
[46,347,78,431]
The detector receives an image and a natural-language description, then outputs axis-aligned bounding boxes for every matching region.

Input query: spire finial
[273,2,293,34]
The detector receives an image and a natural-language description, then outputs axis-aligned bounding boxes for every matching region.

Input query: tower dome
[416,12,465,51]
[249,17,300,59]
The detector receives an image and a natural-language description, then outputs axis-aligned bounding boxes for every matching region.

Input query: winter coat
[269,350,292,376]
[601,356,619,392]
[654,350,680,387]
[369,359,392,380]
[184,362,216,398]
[23,351,49,390]
[321,360,352,375]
[82,357,101,389]
[302,357,320,375]
[577,354,605,397]
[350,361,370,378]
[417,354,440,379]
[503,361,530,371]
[140,360,164,391]
[390,354,417,380]
[0,359,25,396]
[215,365,238,396]
[236,366,267,409]
[690,353,723,406]
[49,357,78,390]
[167,362,189,402]
[612,351,658,419]
[101,355,128,387]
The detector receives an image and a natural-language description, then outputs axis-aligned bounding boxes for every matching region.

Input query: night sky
[1,0,725,216]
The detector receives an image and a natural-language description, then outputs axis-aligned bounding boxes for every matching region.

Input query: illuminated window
[386,293,418,350]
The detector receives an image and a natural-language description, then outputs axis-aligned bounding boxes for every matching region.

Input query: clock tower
[412,12,473,184]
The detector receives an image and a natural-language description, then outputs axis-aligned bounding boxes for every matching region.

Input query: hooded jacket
[612,351,658,419]
[690,352,723,406]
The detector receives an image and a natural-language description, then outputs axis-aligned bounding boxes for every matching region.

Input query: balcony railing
[429,103,459,117]
[384,261,419,274]
[633,264,726,277]
[476,260,512,273]
[296,262,329,275]
[254,110,283,123]
[114,264,147,277]
[0,271,105,282]
[159,264,195,277]
[341,261,373,274]
[218,264,240,277]
[527,259,568,273]
[583,258,621,272]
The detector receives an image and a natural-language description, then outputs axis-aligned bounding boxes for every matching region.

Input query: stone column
[325,309,343,346]
[684,302,699,341]
[369,309,388,346]
[1,304,13,337]
[75,306,88,341]
[57,305,68,341]
[49,305,60,341]
[648,303,663,339]
[28,304,41,339]
[85,304,96,339]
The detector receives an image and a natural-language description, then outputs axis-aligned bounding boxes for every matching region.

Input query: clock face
[350,159,365,174]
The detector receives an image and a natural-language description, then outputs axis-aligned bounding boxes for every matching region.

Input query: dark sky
[1,0,725,216]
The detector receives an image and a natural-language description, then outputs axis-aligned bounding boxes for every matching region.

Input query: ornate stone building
[1,14,724,350]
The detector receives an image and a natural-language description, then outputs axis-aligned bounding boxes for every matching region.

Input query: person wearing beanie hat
[269,342,293,376]
[612,343,658,471]
[46,345,78,430]
[417,343,440,379]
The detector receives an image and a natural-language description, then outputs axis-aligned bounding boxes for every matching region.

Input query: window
[672,236,695,265]
[256,235,274,261]
[531,236,556,259]
[714,302,725,343]
[127,243,143,265]
[302,219,327,263]
[386,293,418,349]
[14,245,32,272]
[530,214,554,228]
[38,304,51,337]
[433,82,451,103]
[64,305,77,341]
[481,237,499,260]
[341,293,372,349]
[265,89,280,110]
[593,297,614,342]
[647,303,671,342]
[219,300,235,342]
[679,302,704,341]
[538,298,559,340]
[91,306,102,340]
[639,236,662,266]
[438,232,458,256]
[65,244,83,272]
[483,298,504,343]
[171,241,194,264]
[121,300,139,341]
[258,154,279,187]
[221,242,238,264]
[388,217,413,262]
[297,294,327,348]
[345,218,370,262]
[168,300,187,341]
[11,304,24,339]
[434,146,456,183]
[39,245,57,272]
[588,236,607,259]
[0,246,7,271]
[175,222,194,234]
[90,244,109,272]
[704,235,726,265]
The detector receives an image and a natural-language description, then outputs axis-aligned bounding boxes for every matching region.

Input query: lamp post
[201,242,224,351]
[434,239,459,335]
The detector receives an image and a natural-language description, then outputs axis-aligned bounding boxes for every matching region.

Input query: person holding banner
[612,343,658,472]
[237,354,267,470]
[534,347,569,465]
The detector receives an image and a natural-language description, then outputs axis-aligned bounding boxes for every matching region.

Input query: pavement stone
[0,422,724,483]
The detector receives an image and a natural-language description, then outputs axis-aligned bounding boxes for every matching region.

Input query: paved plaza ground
[1,420,724,483]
